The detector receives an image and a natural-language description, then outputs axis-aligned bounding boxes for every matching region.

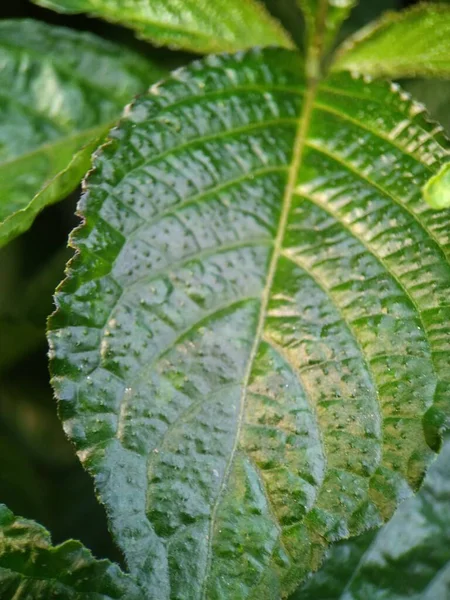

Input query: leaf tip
[423,162,450,210]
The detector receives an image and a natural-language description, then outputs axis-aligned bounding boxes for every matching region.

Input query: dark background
[0,0,433,569]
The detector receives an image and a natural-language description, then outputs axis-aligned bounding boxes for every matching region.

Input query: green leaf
[0,504,143,599]
[423,162,450,210]
[262,0,305,48]
[293,437,450,599]
[333,4,450,78]
[0,136,103,250]
[32,0,293,54]
[48,47,450,598]
[0,19,163,248]
[297,0,357,73]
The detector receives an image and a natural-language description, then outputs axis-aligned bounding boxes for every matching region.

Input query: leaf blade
[333,4,450,78]
[294,437,450,599]
[48,48,450,599]
[0,19,163,247]
[0,504,143,599]
[32,0,293,54]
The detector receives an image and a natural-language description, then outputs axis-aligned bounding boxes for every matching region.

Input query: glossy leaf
[32,0,293,54]
[0,19,163,248]
[48,48,450,598]
[0,136,103,250]
[297,0,357,72]
[333,4,450,78]
[0,504,143,599]
[294,437,450,599]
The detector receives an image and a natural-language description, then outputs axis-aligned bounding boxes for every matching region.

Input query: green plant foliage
[0,19,163,248]
[0,504,143,599]
[48,46,450,598]
[294,437,450,599]
[0,137,101,250]
[423,163,450,210]
[32,0,293,54]
[338,0,401,44]
[333,3,450,78]
[297,0,357,65]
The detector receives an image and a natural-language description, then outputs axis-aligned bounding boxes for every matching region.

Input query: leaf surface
[333,4,450,78]
[0,19,163,248]
[0,504,143,599]
[32,0,293,54]
[294,437,450,599]
[48,48,450,598]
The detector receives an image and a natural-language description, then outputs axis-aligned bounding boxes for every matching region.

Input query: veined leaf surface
[294,438,450,599]
[333,4,450,78]
[0,504,143,599]
[32,0,293,54]
[0,19,163,248]
[49,48,450,598]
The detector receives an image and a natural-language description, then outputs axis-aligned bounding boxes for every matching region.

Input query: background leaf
[0,19,163,247]
[333,3,450,78]
[293,437,450,599]
[48,47,450,598]
[296,0,358,71]
[32,0,294,54]
[0,503,143,599]
[0,136,102,250]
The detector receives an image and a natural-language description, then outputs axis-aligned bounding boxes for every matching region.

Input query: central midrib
[199,59,321,600]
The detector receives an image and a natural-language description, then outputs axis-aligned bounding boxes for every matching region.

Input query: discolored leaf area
[333,3,450,78]
[0,19,163,248]
[294,438,450,599]
[48,48,450,598]
[32,0,293,54]
[0,504,143,599]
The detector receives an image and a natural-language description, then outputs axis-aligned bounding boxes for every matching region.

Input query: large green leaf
[48,46,450,598]
[32,0,293,54]
[0,504,143,599]
[294,437,450,599]
[333,4,450,78]
[0,19,163,248]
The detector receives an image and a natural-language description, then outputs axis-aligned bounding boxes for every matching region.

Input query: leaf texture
[32,0,293,54]
[48,48,450,598]
[0,19,162,247]
[333,4,450,78]
[0,504,143,599]
[294,438,450,599]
